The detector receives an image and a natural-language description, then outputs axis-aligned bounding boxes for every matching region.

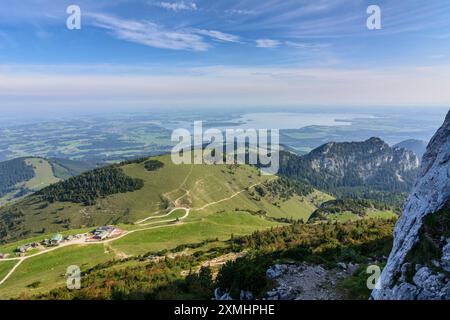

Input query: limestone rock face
[306,137,420,184]
[265,263,346,300]
[278,136,420,197]
[441,240,450,272]
[372,110,450,300]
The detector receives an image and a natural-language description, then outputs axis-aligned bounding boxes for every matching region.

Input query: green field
[263,192,332,222]
[23,158,60,190]
[0,245,114,299]
[0,260,16,282]
[0,227,92,256]
[112,212,281,256]
[0,212,280,299]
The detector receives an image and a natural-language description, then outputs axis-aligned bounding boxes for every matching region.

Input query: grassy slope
[23,158,60,190]
[50,158,96,179]
[263,191,333,221]
[0,213,280,298]
[0,154,395,299]
[0,228,92,256]
[0,157,95,207]
[0,245,114,299]
[0,154,326,298]
[0,158,60,206]
[0,260,16,282]
[0,155,324,242]
[112,212,280,256]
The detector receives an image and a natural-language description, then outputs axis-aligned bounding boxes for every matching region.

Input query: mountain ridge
[0,157,96,207]
[279,137,420,205]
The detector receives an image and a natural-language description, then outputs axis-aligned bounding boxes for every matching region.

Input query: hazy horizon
[1,0,450,111]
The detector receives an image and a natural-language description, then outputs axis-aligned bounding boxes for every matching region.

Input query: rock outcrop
[307,137,420,180]
[264,263,350,300]
[394,139,428,160]
[279,137,420,197]
[372,110,450,300]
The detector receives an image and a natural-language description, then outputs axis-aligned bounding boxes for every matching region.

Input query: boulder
[239,290,254,300]
[441,239,450,272]
[392,283,418,300]
[413,267,446,293]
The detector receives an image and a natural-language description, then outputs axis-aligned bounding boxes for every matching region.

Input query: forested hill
[0,155,324,244]
[37,166,144,206]
[0,158,35,197]
[278,137,420,205]
[0,157,97,206]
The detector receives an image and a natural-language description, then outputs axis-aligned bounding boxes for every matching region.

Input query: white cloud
[89,13,209,51]
[226,9,256,15]
[194,29,240,43]
[157,1,197,12]
[284,41,330,50]
[88,14,241,51]
[256,39,281,48]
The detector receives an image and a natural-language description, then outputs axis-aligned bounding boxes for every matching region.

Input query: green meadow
[0,245,114,299]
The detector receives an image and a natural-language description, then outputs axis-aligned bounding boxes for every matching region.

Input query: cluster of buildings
[4,226,123,257]
[16,242,39,254]
[88,226,122,241]
[15,233,67,254]
[39,234,64,247]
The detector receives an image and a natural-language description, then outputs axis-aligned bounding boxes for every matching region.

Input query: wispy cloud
[285,41,331,50]
[88,13,242,51]
[256,39,281,48]
[194,29,240,43]
[89,13,209,51]
[226,9,257,15]
[156,1,197,12]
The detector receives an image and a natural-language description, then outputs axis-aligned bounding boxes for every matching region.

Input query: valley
[1,108,445,163]
[0,154,317,298]
[0,115,443,300]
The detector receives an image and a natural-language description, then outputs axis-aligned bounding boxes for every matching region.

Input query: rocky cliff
[306,137,419,183]
[279,137,420,204]
[394,139,428,160]
[372,110,450,300]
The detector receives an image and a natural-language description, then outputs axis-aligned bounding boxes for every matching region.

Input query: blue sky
[1,0,450,112]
